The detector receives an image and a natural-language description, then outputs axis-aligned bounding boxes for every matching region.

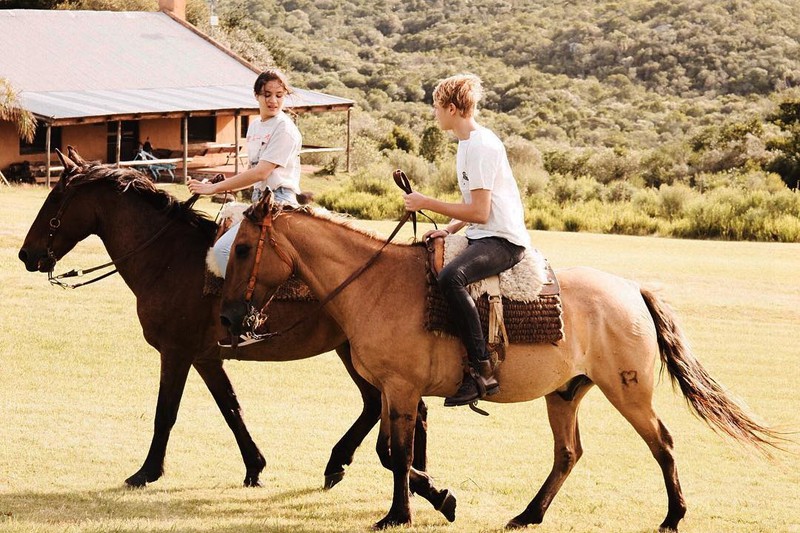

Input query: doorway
[107,121,140,163]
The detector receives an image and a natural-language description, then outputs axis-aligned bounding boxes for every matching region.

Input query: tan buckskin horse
[18,149,459,521]
[220,191,783,532]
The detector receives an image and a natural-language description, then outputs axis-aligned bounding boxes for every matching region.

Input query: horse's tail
[640,287,785,455]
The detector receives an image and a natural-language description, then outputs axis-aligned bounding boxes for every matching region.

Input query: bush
[551,174,604,204]
[505,135,543,168]
[514,163,549,197]
[384,149,432,188]
[316,190,403,220]
[524,206,558,231]
[658,183,695,219]
[604,180,638,203]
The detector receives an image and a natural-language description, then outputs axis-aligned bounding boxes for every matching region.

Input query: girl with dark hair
[188,68,302,282]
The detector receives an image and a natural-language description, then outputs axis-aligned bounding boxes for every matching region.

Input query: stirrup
[470,363,499,398]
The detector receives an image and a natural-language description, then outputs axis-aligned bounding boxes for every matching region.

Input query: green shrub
[427,156,459,195]
[505,135,543,168]
[316,189,403,220]
[525,207,559,231]
[604,180,638,203]
[383,149,432,187]
[658,183,695,220]
[514,163,550,197]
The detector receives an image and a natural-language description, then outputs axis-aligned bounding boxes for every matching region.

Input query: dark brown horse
[17,149,454,520]
[220,192,784,531]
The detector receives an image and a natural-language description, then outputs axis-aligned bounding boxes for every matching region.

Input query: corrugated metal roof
[21,86,354,122]
[0,9,353,122]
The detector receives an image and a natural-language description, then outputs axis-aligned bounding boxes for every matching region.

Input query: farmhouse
[0,1,354,184]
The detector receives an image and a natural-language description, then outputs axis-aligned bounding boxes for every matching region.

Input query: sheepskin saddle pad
[425,234,564,345]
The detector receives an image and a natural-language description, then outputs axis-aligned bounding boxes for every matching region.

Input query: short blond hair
[432,74,483,117]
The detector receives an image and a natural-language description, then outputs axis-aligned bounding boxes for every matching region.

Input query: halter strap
[244,209,294,304]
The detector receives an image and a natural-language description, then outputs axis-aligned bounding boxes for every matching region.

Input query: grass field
[1,182,799,533]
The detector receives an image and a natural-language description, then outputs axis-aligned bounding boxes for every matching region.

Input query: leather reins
[239,170,429,341]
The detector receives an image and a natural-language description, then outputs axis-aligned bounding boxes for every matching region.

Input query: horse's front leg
[373,386,419,530]
[125,352,192,487]
[327,343,430,489]
[192,355,266,487]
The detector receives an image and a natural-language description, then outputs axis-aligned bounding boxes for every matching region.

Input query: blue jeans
[212,186,298,278]
[437,237,525,363]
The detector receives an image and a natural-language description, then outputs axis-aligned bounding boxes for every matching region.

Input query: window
[240,115,250,135]
[20,123,62,155]
[188,116,217,143]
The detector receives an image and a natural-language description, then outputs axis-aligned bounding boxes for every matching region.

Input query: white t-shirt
[246,111,302,194]
[457,127,531,248]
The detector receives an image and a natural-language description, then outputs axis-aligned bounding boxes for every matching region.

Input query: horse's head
[219,190,297,337]
[18,147,100,272]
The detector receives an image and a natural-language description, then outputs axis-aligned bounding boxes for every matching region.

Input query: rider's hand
[187,178,218,196]
[423,229,450,241]
[403,191,428,212]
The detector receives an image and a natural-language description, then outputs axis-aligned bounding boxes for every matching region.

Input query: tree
[766,100,800,189]
[419,125,447,162]
[379,125,418,154]
[0,78,36,143]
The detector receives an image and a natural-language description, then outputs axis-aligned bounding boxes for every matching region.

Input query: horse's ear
[55,148,78,174]
[245,188,274,222]
[67,145,87,166]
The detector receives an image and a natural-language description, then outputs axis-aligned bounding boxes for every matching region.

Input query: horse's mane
[66,164,218,241]
[277,204,426,248]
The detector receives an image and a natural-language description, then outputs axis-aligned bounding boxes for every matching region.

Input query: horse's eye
[234,244,251,258]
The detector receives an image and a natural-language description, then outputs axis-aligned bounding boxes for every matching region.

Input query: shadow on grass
[0,484,381,531]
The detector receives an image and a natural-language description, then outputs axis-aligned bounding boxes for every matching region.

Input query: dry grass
[0,184,798,532]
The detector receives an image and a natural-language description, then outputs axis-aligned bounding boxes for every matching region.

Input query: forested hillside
[221,0,799,141]
[210,0,800,241]
[11,0,800,240]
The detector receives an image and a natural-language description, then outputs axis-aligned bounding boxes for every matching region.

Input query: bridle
[238,170,433,341]
[45,167,201,289]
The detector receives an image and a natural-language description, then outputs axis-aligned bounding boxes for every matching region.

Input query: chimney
[159,0,186,21]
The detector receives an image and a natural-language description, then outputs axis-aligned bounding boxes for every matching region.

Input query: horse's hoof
[243,474,262,488]
[372,514,410,530]
[324,470,345,490]
[435,489,457,522]
[125,470,158,488]
[505,517,527,529]
[659,525,679,533]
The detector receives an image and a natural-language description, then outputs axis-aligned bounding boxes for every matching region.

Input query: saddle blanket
[427,235,564,344]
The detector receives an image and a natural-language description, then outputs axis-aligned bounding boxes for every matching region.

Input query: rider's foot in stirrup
[218,332,264,348]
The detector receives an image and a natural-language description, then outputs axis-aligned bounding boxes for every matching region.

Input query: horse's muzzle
[18,247,55,273]
[220,300,248,337]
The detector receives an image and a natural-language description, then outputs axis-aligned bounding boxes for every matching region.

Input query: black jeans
[437,236,526,363]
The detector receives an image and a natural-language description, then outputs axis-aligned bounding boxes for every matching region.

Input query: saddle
[425,235,564,351]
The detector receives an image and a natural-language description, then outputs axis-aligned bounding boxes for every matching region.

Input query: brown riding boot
[444,359,499,407]
[475,359,500,396]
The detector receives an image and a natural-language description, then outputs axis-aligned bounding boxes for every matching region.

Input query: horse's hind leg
[507,384,592,529]
[600,382,686,532]
[325,342,428,489]
[125,353,193,487]
[192,355,266,487]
